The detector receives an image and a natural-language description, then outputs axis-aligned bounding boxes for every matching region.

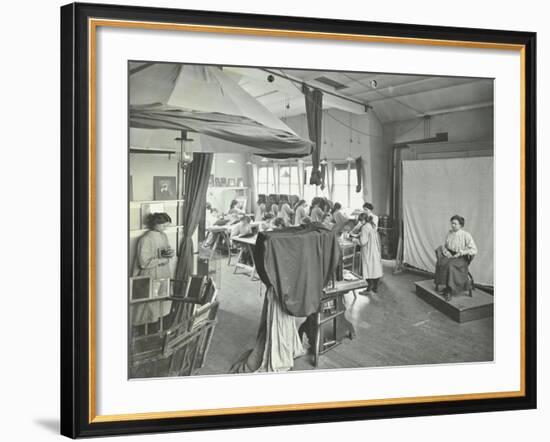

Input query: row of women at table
[205,196,384,295]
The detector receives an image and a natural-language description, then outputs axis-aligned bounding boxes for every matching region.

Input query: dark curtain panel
[355,156,362,193]
[175,152,214,285]
[302,84,323,185]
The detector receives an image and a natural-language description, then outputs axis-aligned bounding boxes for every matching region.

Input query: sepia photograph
[128,61,494,379]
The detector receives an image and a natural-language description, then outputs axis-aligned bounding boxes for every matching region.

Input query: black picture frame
[61,2,537,438]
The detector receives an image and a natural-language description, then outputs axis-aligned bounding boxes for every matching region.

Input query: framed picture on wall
[153,176,177,200]
[61,2,536,438]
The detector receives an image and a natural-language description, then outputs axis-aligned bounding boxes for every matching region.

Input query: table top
[324,278,368,295]
[232,235,258,246]
[206,225,232,232]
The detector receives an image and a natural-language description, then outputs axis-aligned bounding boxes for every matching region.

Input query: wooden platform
[415,280,494,323]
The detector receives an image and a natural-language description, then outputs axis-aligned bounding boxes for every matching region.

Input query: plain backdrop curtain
[402,157,493,285]
[302,84,323,185]
[175,153,214,285]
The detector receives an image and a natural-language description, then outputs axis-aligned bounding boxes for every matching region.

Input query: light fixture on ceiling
[261,157,269,162]
[227,158,236,164]
[346,156,354,162]
[174,130,194,166]
[245,160,253,166]
[320,159,328,165]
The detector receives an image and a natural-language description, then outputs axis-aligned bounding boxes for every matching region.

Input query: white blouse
[444,229,478,256]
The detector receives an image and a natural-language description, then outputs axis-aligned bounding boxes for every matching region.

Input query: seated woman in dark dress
[435,214,478,301]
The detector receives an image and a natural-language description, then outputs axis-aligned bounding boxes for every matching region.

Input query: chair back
[129,297,219,378]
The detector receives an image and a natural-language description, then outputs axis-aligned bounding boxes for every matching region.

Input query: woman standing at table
[255,198,266,222]
[293,199,307,225]
[355,212,383,293]
[309,197,324,223]
[280,201,294,226]
[331,202,348,235]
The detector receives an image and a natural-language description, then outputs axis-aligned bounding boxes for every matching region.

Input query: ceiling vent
[313,76,348,90]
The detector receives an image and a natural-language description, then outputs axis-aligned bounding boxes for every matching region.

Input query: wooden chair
[340,242,360,299]
[129,297,219,378]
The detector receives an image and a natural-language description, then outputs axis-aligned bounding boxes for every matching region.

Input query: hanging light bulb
[320,158,328,165]
[261,157,269,162]
[227,158,236,164]
[245,160,253,166]
[174,130,194,166]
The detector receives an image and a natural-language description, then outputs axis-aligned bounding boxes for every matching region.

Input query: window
[332,162,363,210]
[279,165,291,195]
[257,165,274,196]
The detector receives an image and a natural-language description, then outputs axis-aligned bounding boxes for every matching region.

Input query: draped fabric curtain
[297,161,304,199]
[302,84,323,186]
[402,157,494,285]
[355,156,363,193]
[175,153,214,285]
[326,162,334,201]
[272,163,279,194]
[250,163,259,213]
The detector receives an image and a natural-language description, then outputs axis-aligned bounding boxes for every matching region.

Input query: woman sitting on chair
[435,214,478,301]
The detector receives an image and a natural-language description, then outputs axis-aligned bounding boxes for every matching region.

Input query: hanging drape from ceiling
[175,153,214,286]
[302,84,323,185]
[355,156,363,193]
[129,63,312,159]
[131,105,311,158]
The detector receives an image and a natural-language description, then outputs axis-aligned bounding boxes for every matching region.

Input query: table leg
[314,311,321,368]
[247,244,258,280]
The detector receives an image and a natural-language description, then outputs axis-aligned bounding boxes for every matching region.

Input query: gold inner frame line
[87,18,527,424]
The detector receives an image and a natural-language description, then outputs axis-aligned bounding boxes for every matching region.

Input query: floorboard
[199,260,493,376]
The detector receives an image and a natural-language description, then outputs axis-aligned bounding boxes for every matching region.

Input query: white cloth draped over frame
[230,287,306,373]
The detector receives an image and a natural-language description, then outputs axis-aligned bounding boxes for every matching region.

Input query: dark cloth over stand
[435,247,472,295]
[254,223,342,317]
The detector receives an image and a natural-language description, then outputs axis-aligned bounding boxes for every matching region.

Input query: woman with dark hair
[309,197,324,223]
[280,201,294,226]
[270,202,279,218]
[293,199,307,226]
[354,212,383,293]
[272,217,287,230]
[255,198,266,222]
[435,215,478,301]
[331,202,348,235]
[228,199,245,219]
[132,212,174,326]
[321,213,334,230]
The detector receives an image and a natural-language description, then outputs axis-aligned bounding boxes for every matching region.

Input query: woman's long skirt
[435,247,472,294]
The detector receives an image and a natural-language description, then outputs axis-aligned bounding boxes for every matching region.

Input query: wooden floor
[199,260,494,376]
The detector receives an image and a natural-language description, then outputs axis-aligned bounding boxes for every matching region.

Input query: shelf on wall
[130,199,185,204]
[130,148,177,155]
[130,225,185,234]
[208,187,248,190]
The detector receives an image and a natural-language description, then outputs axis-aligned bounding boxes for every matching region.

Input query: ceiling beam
[365,78,490,104]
